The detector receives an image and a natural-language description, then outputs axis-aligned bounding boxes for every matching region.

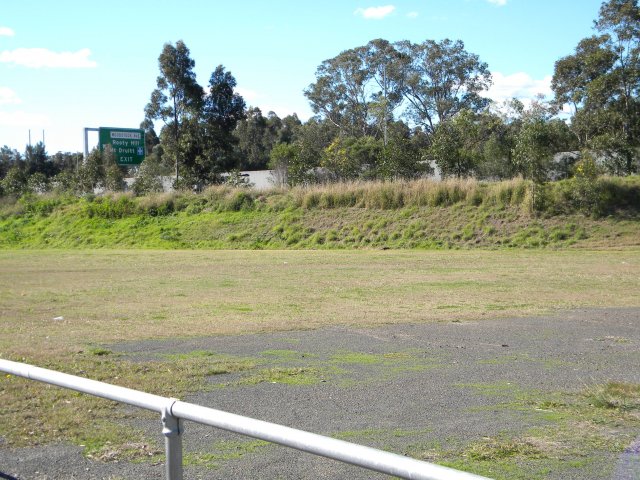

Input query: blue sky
[1,0,604,154]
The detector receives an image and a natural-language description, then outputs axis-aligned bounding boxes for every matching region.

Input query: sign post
[99,127,146,166]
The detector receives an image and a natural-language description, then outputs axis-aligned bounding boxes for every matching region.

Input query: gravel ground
[1,307,639,479]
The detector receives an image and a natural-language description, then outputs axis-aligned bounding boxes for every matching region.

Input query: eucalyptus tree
[305,46,371,137]
[552,0,640,174]
[305,40,409,142]
[144,40,204,183]
[395,39,492,135]
[363,39,408,144]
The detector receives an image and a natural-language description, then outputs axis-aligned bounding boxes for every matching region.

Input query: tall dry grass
[288,177,532,210]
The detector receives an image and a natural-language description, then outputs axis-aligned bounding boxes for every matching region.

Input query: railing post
[162,399,183,480]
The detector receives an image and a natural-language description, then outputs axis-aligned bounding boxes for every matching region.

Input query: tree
[552,0,640,174]
[132,152,165,195]
[0,166,27,196]
[140,119,160,159]
[305,46,371,137]
[76,148,106,193]
[25,142,55,177]
[0,146,22,180]
[377,124,432,180]
[144,40,203,183]
[363,39,408,144]
[50,151,82,174]
[234,107,271,170]
[321,136,382,181]
[428,110,483,178]
[268,143,300,187]
[305,40,408,142]
[182,65,246,186]
[512,102,575,183]
[292,118,339,184]
[277,114,303,144]
[396,39,492,135]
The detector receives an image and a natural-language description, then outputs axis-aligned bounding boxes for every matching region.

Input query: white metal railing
[0,359,490,480]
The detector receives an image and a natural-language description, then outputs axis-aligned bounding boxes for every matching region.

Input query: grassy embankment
[0,175,639,249]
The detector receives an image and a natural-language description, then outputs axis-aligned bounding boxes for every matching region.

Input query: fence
[0,359,490,480]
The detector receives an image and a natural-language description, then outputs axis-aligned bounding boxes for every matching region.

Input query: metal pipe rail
[0,359,490,480]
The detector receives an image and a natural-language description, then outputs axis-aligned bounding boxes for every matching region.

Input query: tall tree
[396,39,492,135]
[144,40,203,183]
[304,46,371,137]
[234,107,271,170]
[278,114,303,144]
[305,40,408,142]
[363,39,408,144]
[0,146,22,180]
[552,0,640,174]
[187,65,246,183]
[25,142,54,177]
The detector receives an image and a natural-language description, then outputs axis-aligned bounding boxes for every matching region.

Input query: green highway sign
[99,127,146,165]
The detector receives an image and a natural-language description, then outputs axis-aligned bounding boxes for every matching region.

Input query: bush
[82,193,137,219]
[224,190,255,211]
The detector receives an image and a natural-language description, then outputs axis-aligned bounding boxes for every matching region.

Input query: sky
[1,0,605,154]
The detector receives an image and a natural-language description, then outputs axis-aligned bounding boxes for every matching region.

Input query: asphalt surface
[1,308,639,479]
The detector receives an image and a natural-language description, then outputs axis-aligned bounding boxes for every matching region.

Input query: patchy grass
[332,427,433,442]
[330,351,384,365]
[0,351,255,459]
[585,381,640,411]
[183,439,271,467]
[0,249,639,472]
[411,382,640,480]
[233,367,326,386]
[466,437,546,461]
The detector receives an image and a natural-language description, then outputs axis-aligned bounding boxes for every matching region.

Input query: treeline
[0,0,638,198]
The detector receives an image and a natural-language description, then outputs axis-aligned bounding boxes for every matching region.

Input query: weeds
[585,381,640,411]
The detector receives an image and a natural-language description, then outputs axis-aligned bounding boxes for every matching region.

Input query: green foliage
[234,107,282,171]
[76,148,106,193]
[539,174,640,217]
[269,142,300,187]
[1,166,28,196]
[552,0,640,174]
[82,194,138,219]
[397,39,492,133]
[132,157,165,196]
[429,110,483,178]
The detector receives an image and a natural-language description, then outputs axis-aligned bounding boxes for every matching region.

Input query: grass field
[1,249,639,358]
[1,248,639,475]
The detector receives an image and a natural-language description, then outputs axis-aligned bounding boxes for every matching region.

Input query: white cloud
[0,48,97,68]
[407,11,419,19]
[487,0,508,6]
[0,87,21,105]
[354,5,396,20]
[235,86,259,103]
[486,72,553,104]
[0,27,15,37]
[0,110,50,127]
